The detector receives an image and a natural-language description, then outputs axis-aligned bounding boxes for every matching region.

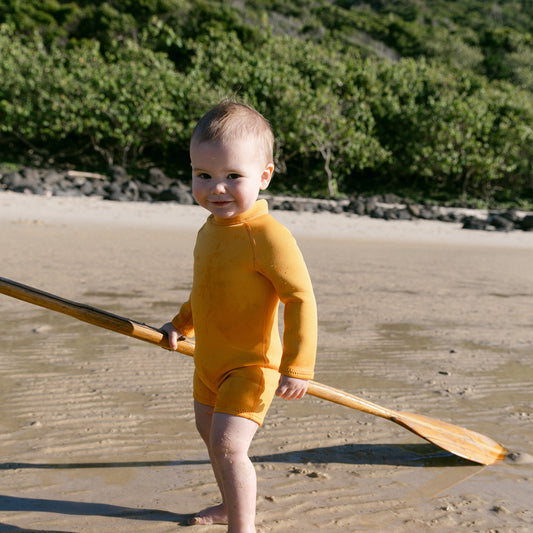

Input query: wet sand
[0,191,532,532]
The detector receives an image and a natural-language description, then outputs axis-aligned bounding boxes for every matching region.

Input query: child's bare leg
[190,401,259,532]
[189,401,228,525]
[210,412,259,533]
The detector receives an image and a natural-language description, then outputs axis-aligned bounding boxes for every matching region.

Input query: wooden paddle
[0,275,507,465]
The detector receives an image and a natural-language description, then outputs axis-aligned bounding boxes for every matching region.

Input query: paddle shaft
[0,276,195,356]
[0,276,507,464]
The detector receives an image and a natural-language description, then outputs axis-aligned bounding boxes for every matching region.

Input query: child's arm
[159,322,183,350]
[275,375,309,400]
[255,222,317,380]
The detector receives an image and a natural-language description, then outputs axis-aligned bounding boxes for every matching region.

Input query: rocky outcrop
[0,166,196,204]
[266,193,533,232]
[1,166,532,232]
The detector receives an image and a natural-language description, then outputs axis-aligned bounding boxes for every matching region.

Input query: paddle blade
[306,381,507,465]
[393,411,507,465]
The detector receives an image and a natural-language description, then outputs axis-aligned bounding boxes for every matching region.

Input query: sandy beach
[0,190,532,532]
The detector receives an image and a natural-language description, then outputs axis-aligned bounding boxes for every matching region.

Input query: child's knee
[210,431,238,460]
[209,413,257,458]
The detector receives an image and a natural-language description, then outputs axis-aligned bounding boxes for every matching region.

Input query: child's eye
[227,173,241,180]
[197,173,211,180]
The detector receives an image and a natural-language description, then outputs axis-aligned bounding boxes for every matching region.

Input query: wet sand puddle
[1,307,531,532]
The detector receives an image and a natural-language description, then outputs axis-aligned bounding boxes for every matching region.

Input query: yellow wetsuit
[172,199,317,424]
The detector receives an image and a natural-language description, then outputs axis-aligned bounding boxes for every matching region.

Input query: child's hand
[160,322,182,350]
[275,375,309,400]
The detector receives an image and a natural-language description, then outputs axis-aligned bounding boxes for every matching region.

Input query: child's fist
[275,375,309,400]
[160,322,181,350]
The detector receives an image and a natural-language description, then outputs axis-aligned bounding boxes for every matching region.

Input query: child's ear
[260,163,274,190]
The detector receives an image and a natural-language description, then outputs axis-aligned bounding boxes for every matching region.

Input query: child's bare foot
[188,503,228,525]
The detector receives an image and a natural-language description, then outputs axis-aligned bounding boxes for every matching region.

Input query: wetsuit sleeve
[171,299,195,338]
[253,222,317,379]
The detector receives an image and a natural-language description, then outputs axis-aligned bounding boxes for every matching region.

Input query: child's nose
[211,180,226,194]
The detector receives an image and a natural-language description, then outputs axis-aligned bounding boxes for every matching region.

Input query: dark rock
[93,182,106,196]
[365,195,380,212]
[396,208,412,220]
[79,180,95,196]
[499,208,522,224]
[291,200,311,212]
[147,167,172,189]
[103,182,126,201]
[438,213,455,223]
[53,187,84,197]
[346,198,366,215]
[383,208,398,220]
[447,211,465,222]
[418,206,437,220]
[42,170,63,186]
[520,215,533,231]
[12,183,39,195]
[2,172,24,189]
[71,176,87,188]
[122,179,140,202]
[157,185,194,204]
[25,182,46,195]
[137,182,160,201]
[489,214,515,231]
[329,202,345,214]
[370,206,385,219]
[299,200,317,212]
[383,193,402,204]
[462,216,488,231]
[407,203,421,217]
[10,169,42,194]
[280,200,296,211]
[110,165,128,183]
[57,178,74,190]
[22,168,41,182]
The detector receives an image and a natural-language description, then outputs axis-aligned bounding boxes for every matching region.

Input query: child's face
[190,138,273,219]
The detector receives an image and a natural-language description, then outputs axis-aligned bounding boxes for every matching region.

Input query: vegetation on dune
[0,0,532,206]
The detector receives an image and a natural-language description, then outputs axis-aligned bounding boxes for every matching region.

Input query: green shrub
[0,24,216,168]
[359,58,533,201]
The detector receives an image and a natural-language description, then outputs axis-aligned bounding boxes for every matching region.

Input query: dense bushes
[354,59,533,202]
[0,0,532,205]
[0,23,215,170]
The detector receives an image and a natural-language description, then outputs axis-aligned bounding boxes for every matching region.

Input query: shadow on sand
[0,443,476,530]
[1,442,474,474]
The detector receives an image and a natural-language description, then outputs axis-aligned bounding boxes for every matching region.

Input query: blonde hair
[191,100,274,165]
